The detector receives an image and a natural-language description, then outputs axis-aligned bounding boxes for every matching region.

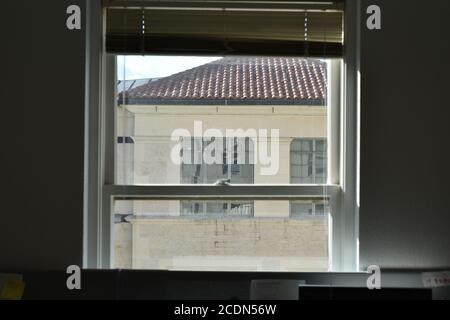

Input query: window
[181,137,254,184]
[181,137,254,215]
[112,56,335,271]
[113,200,328,270]
[181,201,254,217]
[291,200,329,219]
[86,0,359,272]
[291,139,328,184]
[115,56,329,186]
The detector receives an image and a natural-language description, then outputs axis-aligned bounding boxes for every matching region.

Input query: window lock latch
[215,178,231,186]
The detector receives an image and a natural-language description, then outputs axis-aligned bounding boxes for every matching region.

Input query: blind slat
[106,2,344,56]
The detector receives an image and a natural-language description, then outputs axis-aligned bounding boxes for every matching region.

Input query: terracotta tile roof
[120,57,327,105]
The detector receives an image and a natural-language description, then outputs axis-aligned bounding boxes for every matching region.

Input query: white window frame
[84,0,360,272]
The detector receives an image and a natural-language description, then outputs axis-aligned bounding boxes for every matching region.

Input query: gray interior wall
[359,0,450,269]
[0,1,86,271]
[0,0,449,272]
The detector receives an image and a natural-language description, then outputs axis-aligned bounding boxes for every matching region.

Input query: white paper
[422,271,450,288]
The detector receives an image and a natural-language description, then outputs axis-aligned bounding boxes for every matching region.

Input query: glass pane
[315,139,327,152]
[204,201,253,217]
[301,140,314,152]
[179,137,255,184]
[315,203,329,216]
[290,138,327,184]
[231,164,254,184]
[291,200,330,218]
[316,153,327,176]
[181,201,204,215]
[116,56,329,185]
[117,79,135,93]
[291,202,314,216]
[181,164,198,184]
[114,199,329,271]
